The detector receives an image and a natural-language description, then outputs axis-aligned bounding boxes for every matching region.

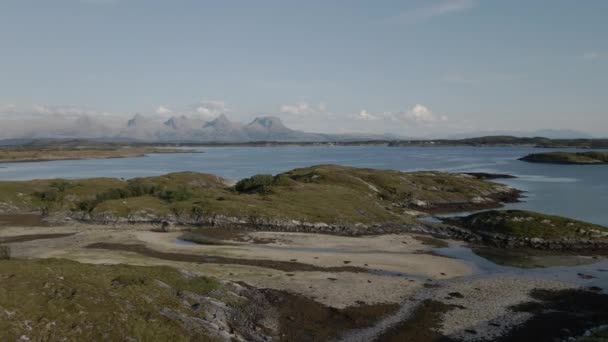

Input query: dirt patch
[0,214,48,227]
[262,289,399,342]
[85,242,368,273]
[0,233,76,244]
[498,288,608,342]
[374,300,457,342]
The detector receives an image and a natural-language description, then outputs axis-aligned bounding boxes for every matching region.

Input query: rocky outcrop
[158,280,274,342]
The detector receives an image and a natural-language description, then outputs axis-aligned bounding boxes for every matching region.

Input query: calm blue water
[1,146,607,225]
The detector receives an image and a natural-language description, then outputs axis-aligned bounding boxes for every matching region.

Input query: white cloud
[390,0,476,24]
[403,104,448,124]
[0,104,121,139]
[352,104,448,126]
[279,102,327,115]
[151,101,228,121]
[356,110,377,121]
[192,101,228,120]
[155,106,173,116]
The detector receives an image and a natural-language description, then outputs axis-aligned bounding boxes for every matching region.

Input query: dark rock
[448,292,464,299]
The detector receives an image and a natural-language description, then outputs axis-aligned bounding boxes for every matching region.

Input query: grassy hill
[0,165,518,227]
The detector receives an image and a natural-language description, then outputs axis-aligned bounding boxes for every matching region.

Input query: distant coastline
[0,146,201,164]
[3,135,607,149]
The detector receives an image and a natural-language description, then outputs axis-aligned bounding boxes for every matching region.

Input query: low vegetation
[446,210,608,240]
[0,165,518,227]
[520,151,608,164]
[0,259,221,341]
[234,174,276,194]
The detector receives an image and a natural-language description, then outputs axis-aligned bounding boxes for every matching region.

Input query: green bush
[191,206,205,220]
[0,245,10,260]
[34,180,72,204]
[234,174,275,194]
[157,186,193,203]
[75,182,192,212]
[35,190,59,202]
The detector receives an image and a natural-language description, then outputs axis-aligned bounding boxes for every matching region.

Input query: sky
[0,0,607,137]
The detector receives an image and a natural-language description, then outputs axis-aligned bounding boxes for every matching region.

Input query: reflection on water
[436,245,608,290]
[472,246,598,268]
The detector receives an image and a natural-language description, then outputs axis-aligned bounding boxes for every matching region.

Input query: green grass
[452,210,608,240]
[0,165,515,225]
[0,258,220,342]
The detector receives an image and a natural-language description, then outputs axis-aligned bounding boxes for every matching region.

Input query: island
[0,165,520,232]
[443,210,608,250]
[519,151,608,164]
[0,146,199,163]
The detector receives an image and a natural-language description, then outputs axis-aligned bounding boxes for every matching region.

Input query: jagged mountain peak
[127,113,145,128]
[203,114,237,129]
[164,117,177,129]
[164,115,192,130]
[247,116,288,130]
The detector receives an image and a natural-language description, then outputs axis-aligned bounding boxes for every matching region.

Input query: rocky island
[443,210,608,251]
[520,151,608,165]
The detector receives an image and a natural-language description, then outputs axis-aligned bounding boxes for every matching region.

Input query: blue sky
[0,0,607,136]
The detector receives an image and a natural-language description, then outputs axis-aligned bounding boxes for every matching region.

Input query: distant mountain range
[0,112,599,144]
[0,113,387,143]
[120,114,366,142]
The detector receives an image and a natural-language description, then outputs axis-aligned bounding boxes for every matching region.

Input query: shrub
[0,245,10,260]
[35,189,59,202]
[50,180,70,192]
[157,187,193,203]
[191,206,205,220]
[234,174,275,194]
